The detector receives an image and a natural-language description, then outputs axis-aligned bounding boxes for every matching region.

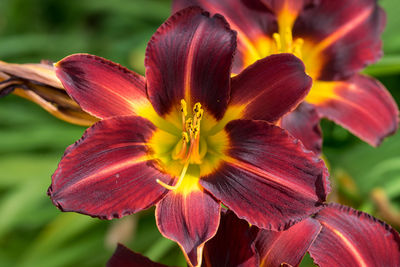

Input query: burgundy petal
[309,203,400,267]
[259,0,316,14]
[146,7,235,120]
[107,244,169,267]
[55,54,149,119]
[309,74,399,146]
[230,53,311,123]
[255,218,321,267]
[156,183,220,267]
[201,119,330,230]
[172,0,276,73]
[48,116,173,219]
[295,0,386,80]
[202,210,258,267]
[280,102,322,155]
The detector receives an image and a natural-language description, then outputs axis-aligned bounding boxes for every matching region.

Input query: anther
[193,102,202,114]
[182,132,189,143]
[186,118,193,130]
[180,99,187,116]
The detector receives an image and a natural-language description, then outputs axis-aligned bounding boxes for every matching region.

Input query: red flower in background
[48,7,329,267]
[173,0,399,154]
[107,205,400,267]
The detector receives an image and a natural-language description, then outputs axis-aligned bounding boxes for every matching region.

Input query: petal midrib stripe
[223,156,319,200]
[320,220,368,267]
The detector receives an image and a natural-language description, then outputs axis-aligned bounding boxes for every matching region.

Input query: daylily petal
[202,210,258,267]
[156,172,220,267]
[306,74,399,146]
[107,244,169,267]
[230,53,311,123]
[48,116,173,219]
[255,218,321,267]
[259,0,315,15]
[280,102,322,154]
[55,54,150,119]
[172,0,276,73]
[145,7,235,120]
[295,0,385,80]
[309,203,400,267]
[201,119,329,230]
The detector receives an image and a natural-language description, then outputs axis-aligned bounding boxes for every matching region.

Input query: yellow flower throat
[156,99,205,190]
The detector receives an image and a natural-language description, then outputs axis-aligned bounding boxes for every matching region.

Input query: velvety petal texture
[107,244,169,267]
[280,102,322,154]
[49,116,173,219]
[308,74,399,146]
[295,0,386,80]
[309,203,400,267]
[55,54,149,119]
[146,7,235,120]
[156,180,220,267]
[255,218,321,267]
[230,53,311,123]
[172,0,276,73]
[202,210,258,267]
[201,120,329,230]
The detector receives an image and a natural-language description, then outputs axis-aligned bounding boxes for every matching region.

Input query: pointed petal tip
[145,6,236,120]
[55,53,147,119]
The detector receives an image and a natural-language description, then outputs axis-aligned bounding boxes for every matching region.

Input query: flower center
[272,26,304,59]
[156,99,206,190]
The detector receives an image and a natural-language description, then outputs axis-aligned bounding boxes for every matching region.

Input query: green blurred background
[0,0,399,266]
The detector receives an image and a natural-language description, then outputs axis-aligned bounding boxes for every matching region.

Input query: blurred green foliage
[0,0,400,266]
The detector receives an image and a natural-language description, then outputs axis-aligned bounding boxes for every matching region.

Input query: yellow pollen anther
[180,99,187,117]
[193,102,202,114]
[186,118,193,133]
[182,132,189,143]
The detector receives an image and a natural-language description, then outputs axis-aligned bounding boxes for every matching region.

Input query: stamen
[293,38,304,58]
[180,99,188,116]
[180,99,187,131]
[273,33,282,52]
[193,102,202,114]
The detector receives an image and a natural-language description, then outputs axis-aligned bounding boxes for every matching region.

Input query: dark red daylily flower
[173,0,399,153]
[48,7,329,267]
[0,60,97,126]
[107,204,400,267]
